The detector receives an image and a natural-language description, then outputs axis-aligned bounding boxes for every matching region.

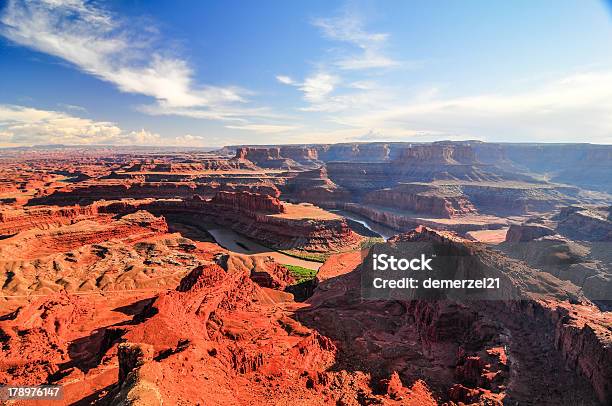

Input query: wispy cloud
[275,7,612,144]
[278,72,392,113]
[57,103,88,113]
[225,124,298,134]
[0,0,270,123]
[321,70,612,144]
[312,13,400,70]
[299,72,340,104]
[276,10,400,115]
[275,75,295,85]
[0,104,207,146]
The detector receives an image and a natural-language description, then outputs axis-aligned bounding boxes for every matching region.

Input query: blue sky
[1,0,612,147]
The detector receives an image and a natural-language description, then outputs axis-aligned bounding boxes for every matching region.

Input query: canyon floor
[0,141,610,405]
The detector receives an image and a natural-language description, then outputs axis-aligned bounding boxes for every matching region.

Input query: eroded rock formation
[299,227,611,404]
[363,183,477,218]
[0,142,609,405]
[210,191,286,214]
[557,205,612,241]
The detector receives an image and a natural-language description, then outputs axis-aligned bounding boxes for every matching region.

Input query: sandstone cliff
[283,167,352,204]
[29,180,281,206]
[210,191,286,214]
[97,193,363,253]
[557,205,612,241]
[363,183,477,218]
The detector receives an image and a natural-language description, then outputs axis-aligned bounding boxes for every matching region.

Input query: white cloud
[170,134,207,146]
[0,0,256,119]
[276,12,402,115]
[0,104,194,146]
[276,75,295,85]
[137,103,285,123]
[325,70,612,144]
[299,72,340,104]
[313,13,400,70]
[277,7,612,145]
[282,71,375,113]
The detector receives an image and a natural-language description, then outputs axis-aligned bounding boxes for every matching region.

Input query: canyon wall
[232,147,301,169]
[222,141,612,193]
[99,192,362,253]
[282,167,352,204]
[363,184,477,218]
[393,143,477,164]
[557,206,612,241]
[210,191,286,214]
[29,181,281,206]
[0,205,99,235]
[339,202,506,233]
[460,184,572,215]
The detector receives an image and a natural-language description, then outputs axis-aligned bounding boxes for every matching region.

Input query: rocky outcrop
[301,228,610,404]
[210,191,286,214]
[393,142,477,164]
[544,302,612,405]
[340,202,506,233]
[249,260,295,289]
[279,146,319,163]
[97,194,362,253]
[0,208,208,297]
[0,210,168,261]
[505,223,556,242]
[557,205,612,241]
[363,183,477,218]
[283,167,352,204]
[501,214,611,303]
[316,143,391,162]
[28,181,281,206]
[117,342,155,384]
[101,258,343,404]
[205,199,362,252]
[233,147,300,169]
[0,205,99,235]
[125,159,257,172]
[0,294,96,385]
[460,184,574,215]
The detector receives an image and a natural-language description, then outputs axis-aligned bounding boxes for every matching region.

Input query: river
[199,211,394,271]
[205,227,323,270]
[331,209,397,240]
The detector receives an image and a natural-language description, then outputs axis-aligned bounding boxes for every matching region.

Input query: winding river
[204,226,323,270]
[331,209,397,240]
[198,211,394,272]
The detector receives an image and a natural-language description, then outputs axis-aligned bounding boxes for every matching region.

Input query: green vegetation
[283,264,318,283]
[280,237,385,265]
[279,249,328,263]
[360,237,385,250]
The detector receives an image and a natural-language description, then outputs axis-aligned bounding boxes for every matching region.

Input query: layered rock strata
[363,183,477,218]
